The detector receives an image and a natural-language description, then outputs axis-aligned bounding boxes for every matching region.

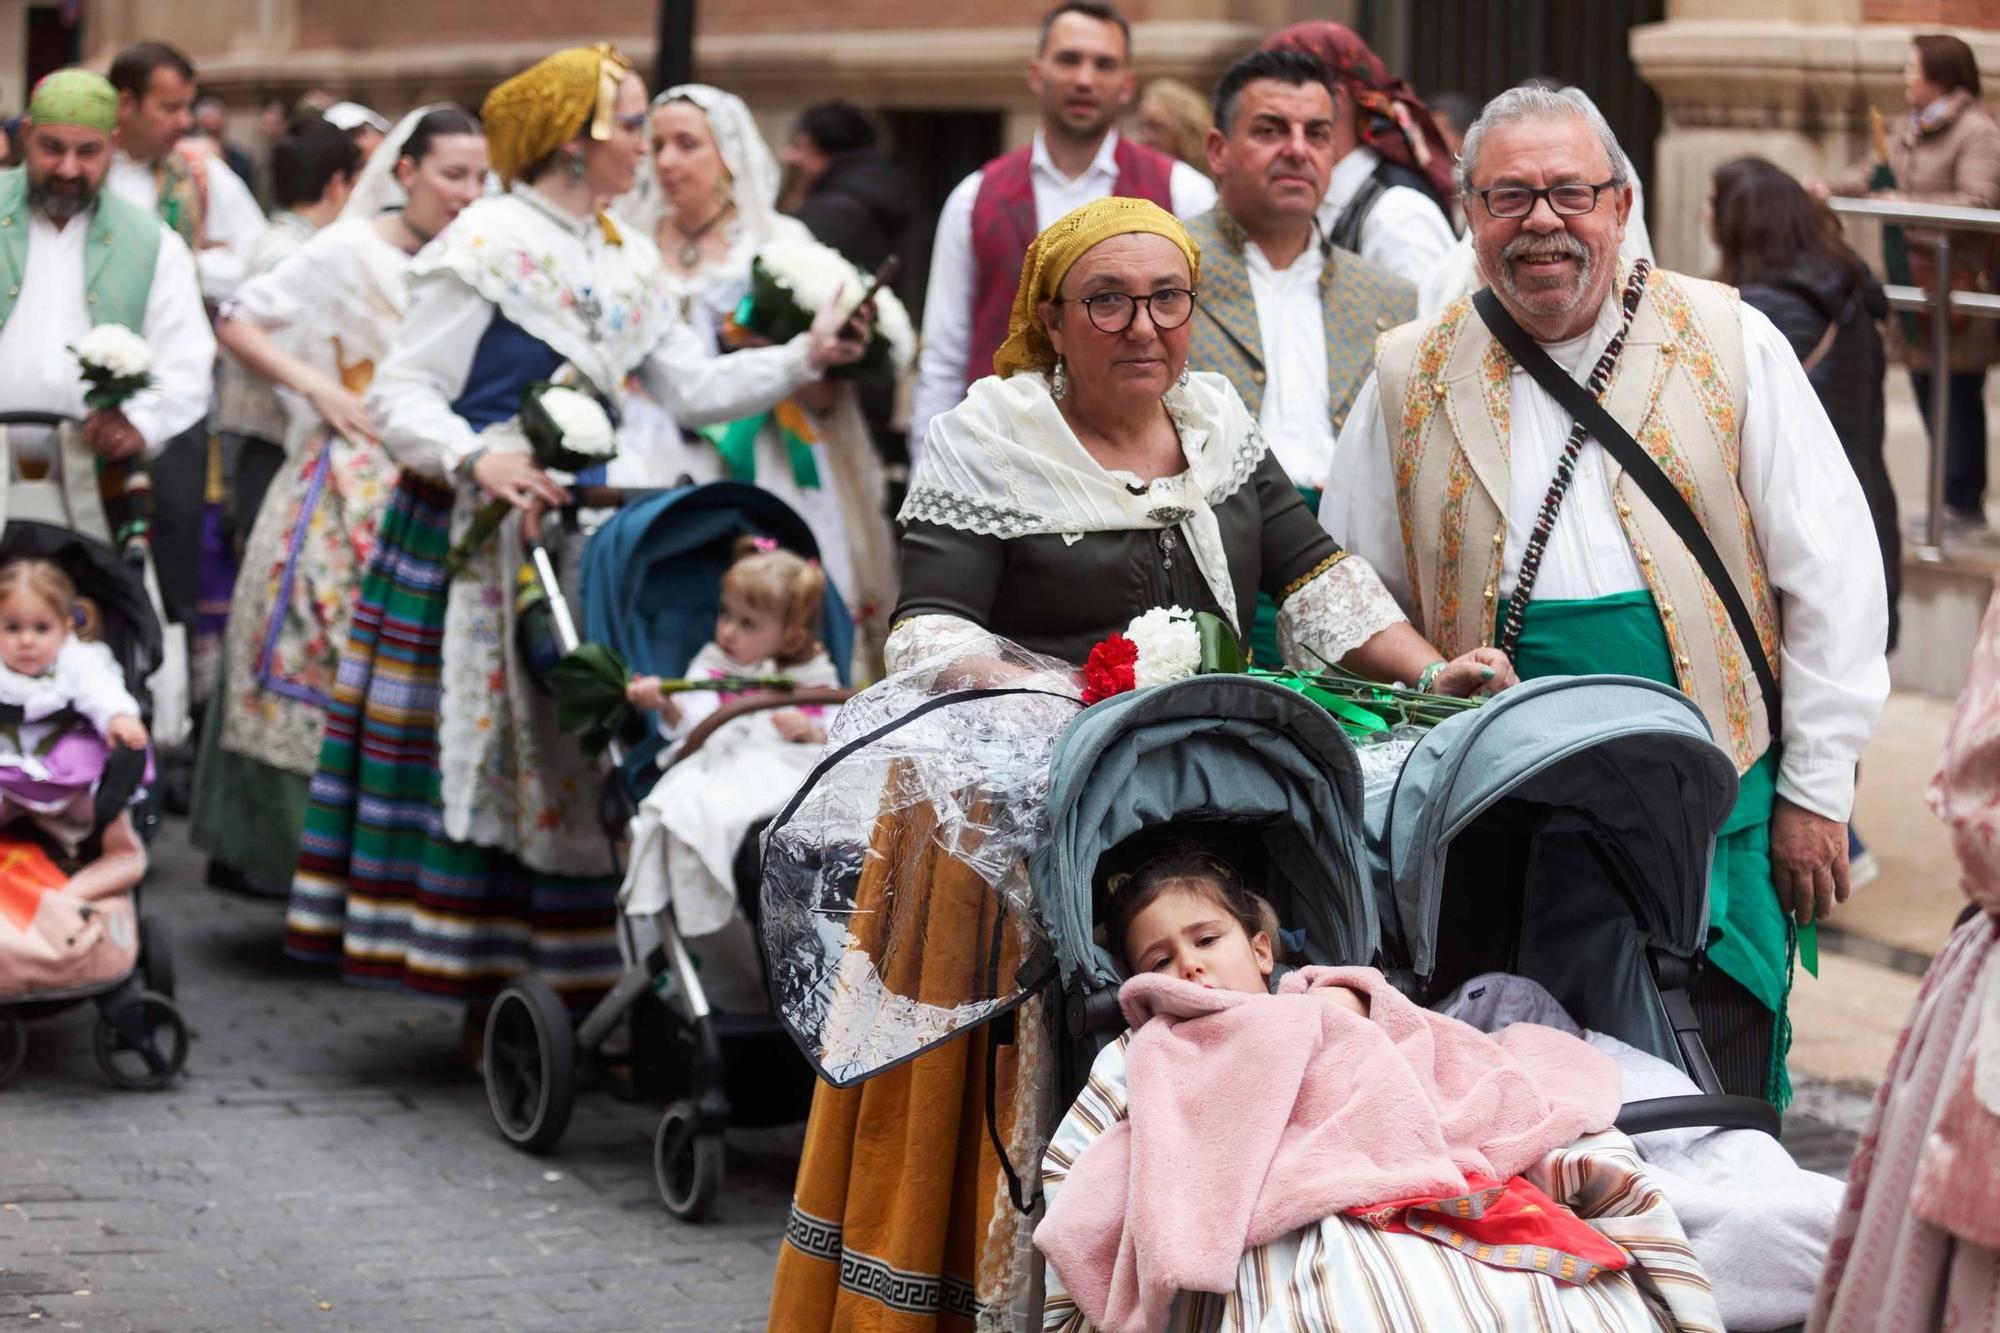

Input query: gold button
[1661,603,1675,619]
[1376,316,1391,330]
[1638,550,1652,565]
[1676,654,1692,671]
[1433,382,1447,397]
[1482,584,1496,600]
[1617,502,1632,518]
[1252,370,1266,384]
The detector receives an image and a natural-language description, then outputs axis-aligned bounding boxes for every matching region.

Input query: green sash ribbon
[698,409,821,491]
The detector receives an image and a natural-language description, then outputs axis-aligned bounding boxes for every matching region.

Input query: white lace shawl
[902,370,1262,632]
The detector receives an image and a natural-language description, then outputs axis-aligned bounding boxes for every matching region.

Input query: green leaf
[550,642,633,755]
[1194,611,1246,675]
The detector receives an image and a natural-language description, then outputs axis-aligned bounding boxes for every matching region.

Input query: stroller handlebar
[0,411,84,427]
[1613,1093,1782,1139]
[671,687,857,765]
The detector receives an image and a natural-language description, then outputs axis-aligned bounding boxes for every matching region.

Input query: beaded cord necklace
[1495,258,1652,659]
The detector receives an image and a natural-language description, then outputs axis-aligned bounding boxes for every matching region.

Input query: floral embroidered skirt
[282,472,620,1009]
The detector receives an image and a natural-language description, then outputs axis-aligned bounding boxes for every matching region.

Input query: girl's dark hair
[1710,155,1868,291]
[1915,33,1981,97]
[271,118,362,210]
[400,106,481,167]
[1104,840,1273,973]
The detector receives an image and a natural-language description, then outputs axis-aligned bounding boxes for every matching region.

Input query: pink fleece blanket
[1035,966,1620,1333]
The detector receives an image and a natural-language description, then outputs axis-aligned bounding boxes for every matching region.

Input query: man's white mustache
[1502,234,1588,262]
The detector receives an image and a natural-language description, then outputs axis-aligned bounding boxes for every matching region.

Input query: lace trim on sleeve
[1277,554,1407,669]
[884,613,994,675]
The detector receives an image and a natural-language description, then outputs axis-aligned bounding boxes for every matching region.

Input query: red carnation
[1081,633,1139,705]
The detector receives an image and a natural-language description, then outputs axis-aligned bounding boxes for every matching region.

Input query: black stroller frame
[0,478,187,1092]
[478,490,844,1220]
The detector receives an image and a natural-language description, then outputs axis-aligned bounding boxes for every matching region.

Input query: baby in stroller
[621,537,840,1012]
[0,557,149,874]
[1039,841,1725,1333]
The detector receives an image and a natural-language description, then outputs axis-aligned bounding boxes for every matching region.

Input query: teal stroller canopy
[1378,675,1739,1063]
[1033,676,1377,993]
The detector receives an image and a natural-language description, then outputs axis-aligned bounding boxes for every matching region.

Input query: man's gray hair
[1455,85,1630,195]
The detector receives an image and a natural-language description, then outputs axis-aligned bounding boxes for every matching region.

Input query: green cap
[27,68,118,135]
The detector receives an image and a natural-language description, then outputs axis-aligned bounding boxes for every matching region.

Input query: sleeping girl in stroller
[0,557,149,878]
[1038,842,1728,1333]
[620,537,840,1011]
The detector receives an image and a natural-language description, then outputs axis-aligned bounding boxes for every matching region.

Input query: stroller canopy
[1379,675,1738,1060]
[579,482,854,683]
[0,521,162,693]
[1033,675,1376,992]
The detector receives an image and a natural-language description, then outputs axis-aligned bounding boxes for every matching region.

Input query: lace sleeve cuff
[1276,554,1407,669]
[884,613,994,675]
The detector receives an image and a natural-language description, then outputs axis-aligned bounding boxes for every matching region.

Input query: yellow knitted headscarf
[991,197,1203,380]
[481,43,633,187]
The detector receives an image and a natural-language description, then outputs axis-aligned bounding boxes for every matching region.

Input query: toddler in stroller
[623,535,842,1010]
[0,523,181,1091]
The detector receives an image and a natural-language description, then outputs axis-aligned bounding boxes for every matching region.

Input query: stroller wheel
[483,978,576,1153]
[93,991,189,1091]
[0,1012,25,1087]
[653,1098,724,1221]
[139,915,174,998]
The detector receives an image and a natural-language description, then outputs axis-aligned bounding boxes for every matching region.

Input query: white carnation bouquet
[738,235,915,382]
[71,324,153,409]
[446,381,618,576]
[1081,605,1236,703]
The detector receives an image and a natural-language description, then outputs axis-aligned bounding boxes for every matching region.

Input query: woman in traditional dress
[769,197,1511,1331]
[281,45,869,1024]
[621,83,897,671]
[1809,589,2000,1330]
[190,105,486,896]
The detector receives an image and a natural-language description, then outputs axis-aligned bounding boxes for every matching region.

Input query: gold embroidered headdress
[481,43,633,188]
[991,196,1203,380]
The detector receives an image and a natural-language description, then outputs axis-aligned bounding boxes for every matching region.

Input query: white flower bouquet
[738,236,915,383]
[446,382,618,577]
[1081,605,1242,704]
[71,324,153,410]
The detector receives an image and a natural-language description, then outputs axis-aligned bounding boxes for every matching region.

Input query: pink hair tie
[749,536,779,553]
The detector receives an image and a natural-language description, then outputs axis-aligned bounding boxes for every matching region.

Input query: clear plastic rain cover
[759,634,1083,1087]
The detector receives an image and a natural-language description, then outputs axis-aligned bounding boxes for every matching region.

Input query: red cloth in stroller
[0,836,136,998]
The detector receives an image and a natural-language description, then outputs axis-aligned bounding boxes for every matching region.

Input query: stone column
[1632,0,2000,273]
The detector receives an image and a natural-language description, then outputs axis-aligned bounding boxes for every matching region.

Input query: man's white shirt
[1315,146,1456,289]
[108,148,267,302]
[0,207,214,454]
[1323,294,1889,822]
[1244,238,1334,490]
[908,129,1217,451]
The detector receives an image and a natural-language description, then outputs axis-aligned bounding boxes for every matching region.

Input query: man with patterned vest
[1327,86,1889,1105]
[1185,48,1414,666]
[907,1,1214,451]
[0,69,213,509]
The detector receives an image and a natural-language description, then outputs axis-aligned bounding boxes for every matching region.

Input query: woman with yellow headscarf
[770,199,1511,1331]
[283,45,870,1021]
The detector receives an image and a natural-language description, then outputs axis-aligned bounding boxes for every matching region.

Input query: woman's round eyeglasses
[1470,180,1618,219]
[1054,287,1198,333]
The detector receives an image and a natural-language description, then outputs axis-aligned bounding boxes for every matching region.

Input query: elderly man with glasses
[1323,84,1890,1109]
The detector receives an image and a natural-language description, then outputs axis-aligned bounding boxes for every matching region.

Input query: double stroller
[0,518,183,1091]
[478,482,853,1219]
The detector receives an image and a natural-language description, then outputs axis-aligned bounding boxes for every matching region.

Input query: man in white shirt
[105,41,267,305]
[0,69,213,472]
[1181,49,1414,665]
[907,1,1215,450]
[1260,23,1456,288]
[1325,85,1889,1103]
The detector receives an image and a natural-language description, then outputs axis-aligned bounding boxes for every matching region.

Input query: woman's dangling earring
[567,150,586,185]
[1051,356,1068,400]
[1176,369,1190,390]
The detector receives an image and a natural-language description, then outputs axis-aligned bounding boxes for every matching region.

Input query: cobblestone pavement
[2,819,1872,1331]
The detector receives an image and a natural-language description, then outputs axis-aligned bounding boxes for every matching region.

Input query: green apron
[1508,589,1806,1103]
[1251,485,1323,668]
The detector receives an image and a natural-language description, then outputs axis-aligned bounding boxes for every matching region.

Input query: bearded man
[0,69,213,494]
[1326,85,1889,1105]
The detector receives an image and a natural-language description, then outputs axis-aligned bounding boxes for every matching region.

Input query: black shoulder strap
[1471,287,1782,736]
[1329,172,1387,255]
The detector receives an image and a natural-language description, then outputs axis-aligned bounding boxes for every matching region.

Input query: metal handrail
[1827,195,2000,559]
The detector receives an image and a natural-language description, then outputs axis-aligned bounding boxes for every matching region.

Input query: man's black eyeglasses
[1469,180,1619,220]
[1053,288,1198,333]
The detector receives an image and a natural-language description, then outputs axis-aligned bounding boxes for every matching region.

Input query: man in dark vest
[907,0,1215,452]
